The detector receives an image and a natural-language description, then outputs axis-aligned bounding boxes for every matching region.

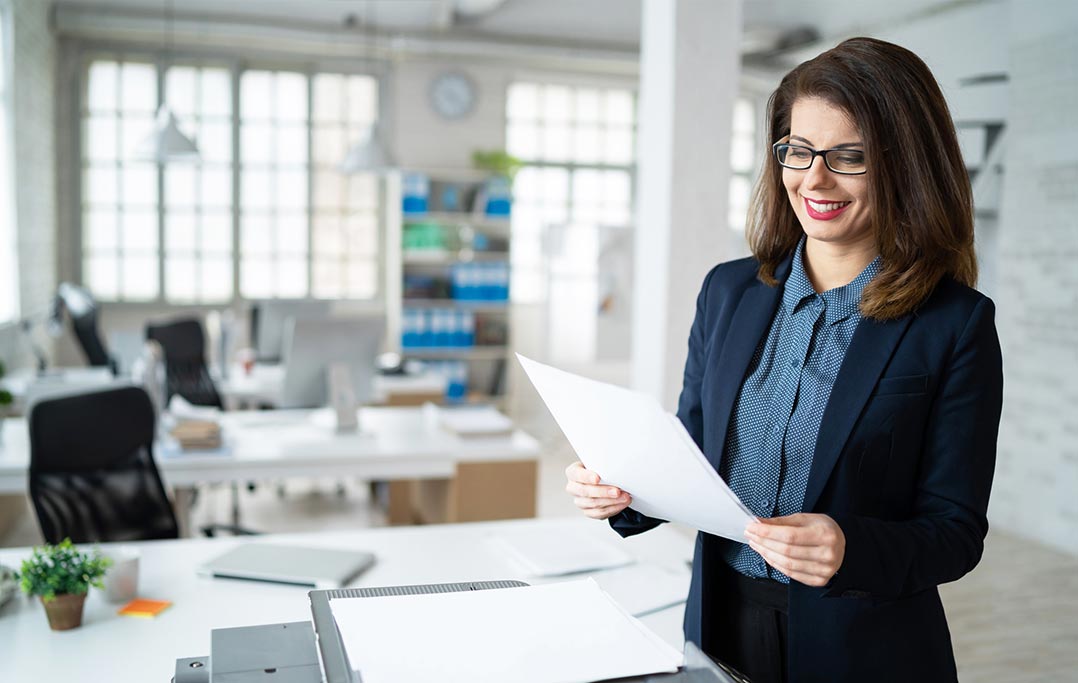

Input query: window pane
[120,63,157,115]
[542,86,571,123]
[166,66,198,118]
[166,257,198,301]
[731,135,755,174]
[603,126,633,165]
[201,167,232,208]
[86,255,119,299]
[346,76,377,124]
[604,90,634,126]
[276,258,307,297]
[507,122,539,160]
[572,124,600,163]
[86,116,118,162]
[202,69,232,117]
[202,257,233,300]
[123,210,158,251]
[85,166,118,207]
[166,212,197,252]
[166,167,197,208]
[276,124,307,166]
[121,254,158,300]
[122,164,157,206]
[275,72,308,122]
[733,98,755,134]
[199,121,232,165]
[242,259,273,298]
[86,210,119,251]
[87,61,118,113]
[507,83,538,121]
[200,212,233,254]
[119,116,154,158]
[240,71,272,121]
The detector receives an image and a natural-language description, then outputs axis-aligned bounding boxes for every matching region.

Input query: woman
[565,37,1002,683]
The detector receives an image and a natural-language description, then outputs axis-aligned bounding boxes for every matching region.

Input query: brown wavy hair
[747,37,977,320]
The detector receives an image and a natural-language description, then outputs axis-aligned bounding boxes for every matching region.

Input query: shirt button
[758,499,771,509]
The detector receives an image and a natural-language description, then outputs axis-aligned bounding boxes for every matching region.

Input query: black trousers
[706,561,790,683]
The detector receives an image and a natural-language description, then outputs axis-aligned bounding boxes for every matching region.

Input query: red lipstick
[804,197,851,221]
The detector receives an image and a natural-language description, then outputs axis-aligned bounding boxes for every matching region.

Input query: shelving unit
[385,173,513,405]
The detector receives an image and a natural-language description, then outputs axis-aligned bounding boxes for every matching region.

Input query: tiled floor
[2,431,1076,681]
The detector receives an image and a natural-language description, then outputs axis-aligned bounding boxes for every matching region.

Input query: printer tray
[309,580,739,683]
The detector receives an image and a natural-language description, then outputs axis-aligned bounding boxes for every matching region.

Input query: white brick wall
[0,0,56,371]
[990,1,1078,557]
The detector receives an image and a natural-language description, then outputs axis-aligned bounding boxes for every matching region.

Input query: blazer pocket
[873,374,929,396]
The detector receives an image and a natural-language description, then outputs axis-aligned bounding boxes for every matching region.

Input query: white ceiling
[53,0,972,51]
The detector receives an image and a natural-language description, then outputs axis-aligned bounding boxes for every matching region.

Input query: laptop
[198,544,375,589]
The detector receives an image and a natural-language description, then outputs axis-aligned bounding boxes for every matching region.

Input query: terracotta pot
[41,593,87,631]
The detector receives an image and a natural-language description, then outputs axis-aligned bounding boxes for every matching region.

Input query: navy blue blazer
[611,253,1003,682]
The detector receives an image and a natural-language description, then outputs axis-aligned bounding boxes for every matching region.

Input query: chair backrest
[145,318,223,408]
[54,280,113,370]
[28,386,180,544]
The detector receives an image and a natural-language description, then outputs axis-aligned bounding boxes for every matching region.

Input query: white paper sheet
[517,354,756,542]
[330,578,683,683]
[490,525,635,576]
[589,564,691,617]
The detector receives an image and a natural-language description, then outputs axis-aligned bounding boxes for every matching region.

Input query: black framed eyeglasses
[772,140,867,175]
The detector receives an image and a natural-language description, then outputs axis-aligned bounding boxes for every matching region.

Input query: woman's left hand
[745,513,845,587]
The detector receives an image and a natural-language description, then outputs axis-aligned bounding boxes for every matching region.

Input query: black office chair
[49,282,116,373]
[28,386,180,543]
[145,318,223,408]
[28,386,255,543]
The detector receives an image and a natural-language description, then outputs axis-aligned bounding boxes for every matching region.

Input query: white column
[632,0,743,408]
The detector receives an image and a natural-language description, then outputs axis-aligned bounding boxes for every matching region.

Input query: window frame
[69,40,391,307]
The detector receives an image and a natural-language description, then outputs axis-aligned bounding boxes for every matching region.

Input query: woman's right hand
[564,461,632,520]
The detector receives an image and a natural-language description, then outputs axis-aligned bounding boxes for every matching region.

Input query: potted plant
[17,538,112,631]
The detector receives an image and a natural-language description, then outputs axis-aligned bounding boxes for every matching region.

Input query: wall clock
[429,71,477,121]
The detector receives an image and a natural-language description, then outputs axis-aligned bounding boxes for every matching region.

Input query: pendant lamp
[340,1,394,174]
[135,0,201,164]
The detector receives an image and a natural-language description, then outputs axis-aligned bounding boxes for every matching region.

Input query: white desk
[216,363,449,409]
[0,406,541,528]
[0,518,695,683]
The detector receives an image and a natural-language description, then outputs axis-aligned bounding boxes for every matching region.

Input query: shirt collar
[782,236,882,325]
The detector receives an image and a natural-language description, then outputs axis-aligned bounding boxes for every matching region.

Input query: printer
[173,580,744,683]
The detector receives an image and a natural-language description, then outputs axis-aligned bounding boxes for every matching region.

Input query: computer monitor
[279,317,384,409]
[251,300,333,363]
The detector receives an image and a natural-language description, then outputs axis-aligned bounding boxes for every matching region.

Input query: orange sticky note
[117,598,172,618]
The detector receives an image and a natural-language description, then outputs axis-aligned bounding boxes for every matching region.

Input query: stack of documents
[491,524,635,576]
[169,420,222,450]
[517,354,756,542]
[330,578,683,683]
[166,395,223,449]
[425,403,514,437]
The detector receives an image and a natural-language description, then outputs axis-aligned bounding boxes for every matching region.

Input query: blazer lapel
[707,259,790,473]
[801,313,914,512]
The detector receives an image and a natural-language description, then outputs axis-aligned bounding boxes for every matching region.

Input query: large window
[0,5,17,323]
[506,82,636,303]
[80,56,381,304]
[728,97,757,233]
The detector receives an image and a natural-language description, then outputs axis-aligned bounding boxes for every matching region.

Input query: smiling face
[782,97,874,253]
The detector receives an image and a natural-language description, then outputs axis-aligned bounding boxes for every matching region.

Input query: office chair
[45,282,116,373]
[145,318,223,408]
[28,386,180,543]
[28,386,256,543]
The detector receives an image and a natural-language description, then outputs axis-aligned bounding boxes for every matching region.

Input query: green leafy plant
[472,149,523,181]
[17,538,112,602]
[0,360,13,410]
